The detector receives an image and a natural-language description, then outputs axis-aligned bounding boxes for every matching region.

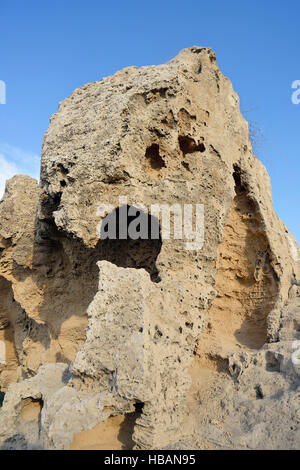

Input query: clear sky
[1,0,299,242]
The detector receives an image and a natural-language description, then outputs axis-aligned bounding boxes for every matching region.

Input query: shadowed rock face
[0,47,299,450]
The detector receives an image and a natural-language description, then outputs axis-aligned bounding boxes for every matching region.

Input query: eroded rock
[0,46,299,449]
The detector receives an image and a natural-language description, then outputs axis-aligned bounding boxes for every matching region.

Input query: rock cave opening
[145,144,166,173]
[70,408,142,450]
[99,205,162,282]
[178,136,206,155]
[20,397,44,423]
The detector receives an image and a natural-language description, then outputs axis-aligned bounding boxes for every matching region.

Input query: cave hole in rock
[181,161,191,172]
[24,204,162,371]
[134,401,144,413]
[99,205,162,282]
[52,192,62,211]
[265,351,281,372]
[255,385,264,400]
[57,163,69,176]
[20,397,44,423]
[145,144,166,173]
[70,406,143,450]
[178,136,206,155]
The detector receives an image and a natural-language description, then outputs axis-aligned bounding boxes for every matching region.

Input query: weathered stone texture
[0,47,299,449]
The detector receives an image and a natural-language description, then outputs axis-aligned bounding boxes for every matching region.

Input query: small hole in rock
[134,402,144,414]
[99,205,162,282]
[181,161,191,171]
[255,385,264,400]
[146,144,166,173]
[179,136,205,155]
[21,397,44,422]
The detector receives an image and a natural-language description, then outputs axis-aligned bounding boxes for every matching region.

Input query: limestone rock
[0,47,299,449]
[185,297,300,450]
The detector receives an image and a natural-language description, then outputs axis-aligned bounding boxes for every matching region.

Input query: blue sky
[0,0,299,242]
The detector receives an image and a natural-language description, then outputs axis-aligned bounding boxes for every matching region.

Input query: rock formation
[0,47,299,449]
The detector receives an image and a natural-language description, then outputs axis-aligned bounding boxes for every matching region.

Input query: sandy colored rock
[0,47,299,449]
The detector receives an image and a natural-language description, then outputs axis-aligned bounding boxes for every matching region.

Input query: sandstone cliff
[0,47,299,450]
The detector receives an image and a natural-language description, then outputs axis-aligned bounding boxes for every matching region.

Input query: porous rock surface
[0,47,299,449]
